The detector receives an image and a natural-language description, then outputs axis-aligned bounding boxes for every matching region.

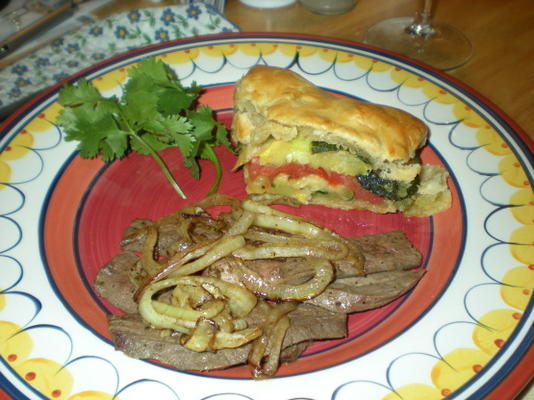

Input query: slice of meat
[285,303,347,345]
[108,303,346,371]
[205,230,422,287]
[120,217,192,258]
[223,231,421,280]
[99,226,422,373]
[108,313,252,371]
[245,258,316,286]
[94,252,140,313]
[349,231,422,274]
[280,341,310,363]
[306,270,425,313]
[120,218,153,252]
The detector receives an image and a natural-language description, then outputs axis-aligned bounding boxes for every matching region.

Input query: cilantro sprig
[57,57,233,199]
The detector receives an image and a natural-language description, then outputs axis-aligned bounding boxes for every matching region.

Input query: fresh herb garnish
[57,57,233,199]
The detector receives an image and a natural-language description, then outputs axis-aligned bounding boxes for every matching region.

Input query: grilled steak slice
[120,218,153,252]
[120,217,193,258]
[120,211,226,259]
[94,252,140,313]
[109,313,251,371]
[204,231,421,285]
[108,303,346,371]
[97,230,422,317]
[306,270,425,313]
[349,231,422,274]
[285,303,346,344]
[280,341,310,363]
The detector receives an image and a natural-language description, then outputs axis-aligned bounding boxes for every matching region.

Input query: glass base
[300,0,357,15]
[364,17,472,71]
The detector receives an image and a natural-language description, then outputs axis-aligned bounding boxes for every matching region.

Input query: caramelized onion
[213,327,262,349]
[189,193,243,211]
[248,301,297,379]
[253,214,331,239]
[141,225,163,277]
[152,298,225,321]
[181,318,217,352]
[233,239,348,260]
[138,276,258,337]
[182,317,261,352]
[163,235,245,278]
[253,315,290,379]
[237,258,334,301]
[226,210,255,236]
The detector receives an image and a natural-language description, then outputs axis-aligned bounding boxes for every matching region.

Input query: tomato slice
[247,159,385,204]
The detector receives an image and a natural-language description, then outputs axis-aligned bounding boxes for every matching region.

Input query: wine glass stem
[406,0,435,37]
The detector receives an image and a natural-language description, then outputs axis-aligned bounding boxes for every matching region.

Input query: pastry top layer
[233,65,428,163]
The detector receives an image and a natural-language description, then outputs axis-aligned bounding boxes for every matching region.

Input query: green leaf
[171,132,196,159]
[157,88,196,115]
[59,79,104,106]
[142,113,192,137]
[200,142,216,161]
[58,100,122,140]
[188,105,217,143]
[105,125,130,157]
[184,156,200,179]
[131,133,173,154]
[311,140,342,153]
[57,107,83,139]
[128,57,177,88]
[122,88,159,127]
[75,113,129,161]
[214,122,233,151]
[200,144,222,195]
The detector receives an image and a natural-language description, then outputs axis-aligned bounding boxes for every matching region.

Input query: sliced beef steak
[349,231,422,274]
[285,303,347,345]
[94,252,140,313]
[108,303,346,371]
[204,231,422,285]
[306,270,425,313]
[120,217,192,258]
[120,212,224,258]
[109,313,251,371]
[98,224,423,374]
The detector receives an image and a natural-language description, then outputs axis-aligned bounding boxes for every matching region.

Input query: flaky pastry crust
[232,66,428,163]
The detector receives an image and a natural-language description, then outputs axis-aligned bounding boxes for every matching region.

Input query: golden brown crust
[232,66,428,163]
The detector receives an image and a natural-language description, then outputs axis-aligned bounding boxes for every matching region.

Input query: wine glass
[363,0,472,71]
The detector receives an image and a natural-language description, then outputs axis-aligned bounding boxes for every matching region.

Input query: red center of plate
[42,84,464,378]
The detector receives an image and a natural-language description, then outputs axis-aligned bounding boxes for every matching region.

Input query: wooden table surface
[223,0,534,142]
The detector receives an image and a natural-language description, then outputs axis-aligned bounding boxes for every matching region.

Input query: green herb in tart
[357,172,420,201]
[57,57,233,199]
[310,140,343,153]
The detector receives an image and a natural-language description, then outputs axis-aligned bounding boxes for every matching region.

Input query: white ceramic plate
[0,33,532,400]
